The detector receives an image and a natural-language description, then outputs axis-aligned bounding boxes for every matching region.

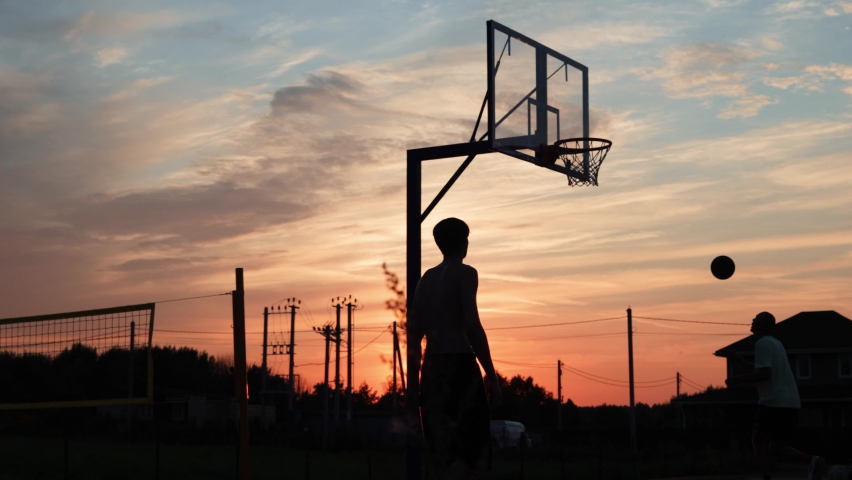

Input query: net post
[127,321,135,432]
[232,268,250,480]
[147,304,155,403]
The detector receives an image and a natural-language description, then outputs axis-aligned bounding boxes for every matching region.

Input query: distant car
[490,420,532,449]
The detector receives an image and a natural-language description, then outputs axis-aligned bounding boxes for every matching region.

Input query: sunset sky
[2,1,851,406]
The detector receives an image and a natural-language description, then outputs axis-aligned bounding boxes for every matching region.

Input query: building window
[796,355,812,379]
[840,354,852,379]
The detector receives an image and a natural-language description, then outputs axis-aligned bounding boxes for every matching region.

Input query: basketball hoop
[555,137,612,186]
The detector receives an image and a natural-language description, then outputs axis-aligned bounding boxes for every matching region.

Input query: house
[676,311,852,429]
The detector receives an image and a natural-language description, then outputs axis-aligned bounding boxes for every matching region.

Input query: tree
[382,262,406,332]
[491,372,559,431]
[352,381,378,408]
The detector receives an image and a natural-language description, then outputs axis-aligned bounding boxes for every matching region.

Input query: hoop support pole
[406,152,423,480]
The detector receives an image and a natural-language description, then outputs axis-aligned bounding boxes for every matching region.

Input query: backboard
[487,20,589,166]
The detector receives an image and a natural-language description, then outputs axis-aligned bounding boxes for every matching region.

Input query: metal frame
[487,20,589,172]
[405,20,596,480]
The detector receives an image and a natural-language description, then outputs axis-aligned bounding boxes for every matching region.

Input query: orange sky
[2,3,852,407]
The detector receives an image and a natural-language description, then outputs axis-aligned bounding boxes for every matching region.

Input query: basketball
[711,255,735,280]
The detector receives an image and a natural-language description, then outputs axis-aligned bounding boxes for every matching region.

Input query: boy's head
[751,311,775,335]
[433,218,469,257]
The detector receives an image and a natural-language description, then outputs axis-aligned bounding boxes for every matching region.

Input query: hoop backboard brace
[405,20,611,479]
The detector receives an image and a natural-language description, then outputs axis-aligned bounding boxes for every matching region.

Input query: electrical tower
[262,298,301,411]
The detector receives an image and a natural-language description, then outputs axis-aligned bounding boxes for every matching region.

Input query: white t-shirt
[754,335,801,408]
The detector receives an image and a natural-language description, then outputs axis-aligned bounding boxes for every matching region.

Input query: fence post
[155,411,161,480]
[367,435,372,480]
[63,429,69,480]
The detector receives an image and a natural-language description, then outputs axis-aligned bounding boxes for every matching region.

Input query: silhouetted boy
[725,311,825,480]
[408,218,501,480]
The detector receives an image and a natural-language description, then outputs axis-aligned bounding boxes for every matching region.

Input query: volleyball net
[0,303,155,409]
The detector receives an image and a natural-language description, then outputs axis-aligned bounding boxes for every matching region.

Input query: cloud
[106,76,172,101]
[766,0,821,18]
[63,10,191,40]
[262,50,322,78]
[841,1,852,13]
[94,46,128,67]
[825,7,841,15]
[806,63,852,81]
[65,179,317,245]
[762,38,784,51]
[761,75,821,91]
[538,23,672,51]
[769,1,818,13]
[269,70,367,115]
[645,44,772,118]
[717,94,776,118]
[785,63,852,96]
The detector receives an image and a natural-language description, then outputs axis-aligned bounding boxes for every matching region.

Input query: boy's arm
[460,267,497,382]
[725,343,771,386]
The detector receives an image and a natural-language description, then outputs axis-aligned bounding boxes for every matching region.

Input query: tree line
[1,343,701,432]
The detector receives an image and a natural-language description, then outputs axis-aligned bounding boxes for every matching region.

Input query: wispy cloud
[261,50,322,78]
[106,76,172,101]
[644,43,773,118]
[94,46,128,67]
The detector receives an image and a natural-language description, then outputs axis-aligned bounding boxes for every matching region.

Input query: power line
[489,316,624,331]
[633,332,744,336]
[494,359,551,369]
[494,359,674,388]
[564,366,672,385]
[354,328,389,354]
[633,316,749,326]
[153,292,232,304]
[158,329,264,335]
[562,367,675,389]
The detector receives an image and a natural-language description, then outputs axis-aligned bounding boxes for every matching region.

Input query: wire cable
[354,328,389,354]
[633,316,749,326]
[489,316,624,331]
[153,292,232,304]
[562,364,673,385]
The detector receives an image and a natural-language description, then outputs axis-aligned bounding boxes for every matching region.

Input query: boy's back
[413,262,477,355]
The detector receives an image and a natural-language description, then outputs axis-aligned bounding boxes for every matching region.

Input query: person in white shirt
[725,312,825,480]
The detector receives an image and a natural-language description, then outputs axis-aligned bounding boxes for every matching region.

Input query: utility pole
[627,307,636,456]
[345,296,359,424]
[676,372,680,398]
[331,298,345,428]
[232,268,250,480]
[396,328,406,392]
[314,324,334,451]
[392,321,399,416]
[261,307,269,428]
[557,360,563,431]
[286,299,300,411]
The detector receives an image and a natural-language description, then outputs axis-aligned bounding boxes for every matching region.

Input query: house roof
[713,311,852,356]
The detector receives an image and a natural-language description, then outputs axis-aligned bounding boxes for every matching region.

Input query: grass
[0,434,811,480]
